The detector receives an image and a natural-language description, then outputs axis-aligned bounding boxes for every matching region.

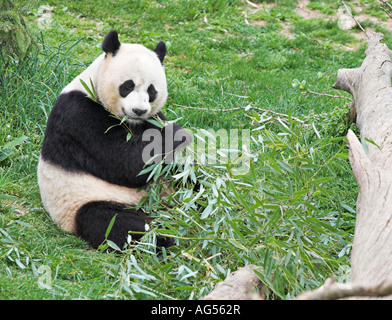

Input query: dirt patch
[295,0,327,20]
[250,20,268,27]
[245,0,275,11]
[245,0,296,37]
[245,0,275,27]
[278,22,295,40]
[2,199,30,216]
[246,0,392,49]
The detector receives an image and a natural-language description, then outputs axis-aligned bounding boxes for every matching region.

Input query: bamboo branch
[296,277,392,300]
[172,103,307,124]
[302,89,352,101]
[340,0,369,39]
[379,1,392,20]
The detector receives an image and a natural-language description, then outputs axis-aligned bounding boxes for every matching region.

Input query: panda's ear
[102,30,121,56]
[154,41,166,64]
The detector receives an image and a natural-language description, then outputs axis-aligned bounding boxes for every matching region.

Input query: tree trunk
[332,32,392,298]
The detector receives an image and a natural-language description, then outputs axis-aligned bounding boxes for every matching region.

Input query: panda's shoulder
[51,90,104,119]
[48,90,111,134]
[54,90,94,109]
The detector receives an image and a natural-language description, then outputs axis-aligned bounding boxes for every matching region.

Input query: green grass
[1,0,387,300]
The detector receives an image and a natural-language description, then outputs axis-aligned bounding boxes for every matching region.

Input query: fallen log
[331,32,392,298]
[202,265,264,300]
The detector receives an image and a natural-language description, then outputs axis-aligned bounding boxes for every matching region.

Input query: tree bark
[332,32,392,298]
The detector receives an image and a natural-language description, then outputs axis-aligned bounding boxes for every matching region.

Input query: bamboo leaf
[106,240,121,252]
[80,78,96,101]
[105,214,117,239]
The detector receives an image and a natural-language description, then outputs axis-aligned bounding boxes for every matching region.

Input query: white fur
[38,157,146,233]
[62,53,105,95]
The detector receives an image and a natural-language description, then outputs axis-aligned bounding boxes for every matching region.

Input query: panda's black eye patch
[147,84,157,102]
[119,80,135,98]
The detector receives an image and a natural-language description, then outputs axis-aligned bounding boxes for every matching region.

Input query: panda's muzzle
[121,107,148,121]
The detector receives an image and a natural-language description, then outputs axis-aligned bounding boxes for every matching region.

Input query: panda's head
[96,31,168,124]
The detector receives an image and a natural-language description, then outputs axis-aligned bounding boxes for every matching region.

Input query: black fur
[119,79,135,98]
[41,90,191,188]
[154,41,166,64]
[102,30,121,56]
[147,84,157,102]
[75,201,175,250]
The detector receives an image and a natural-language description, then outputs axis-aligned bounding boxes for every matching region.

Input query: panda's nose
[132,108,147,116]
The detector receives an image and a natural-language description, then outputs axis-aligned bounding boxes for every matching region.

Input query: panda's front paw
[156,235,176,248]
[163,124,192,151]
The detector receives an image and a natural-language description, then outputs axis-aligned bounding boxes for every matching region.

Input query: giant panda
[37,30,191,251]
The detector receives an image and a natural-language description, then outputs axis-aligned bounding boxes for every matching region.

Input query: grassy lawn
[1,0,391,300]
